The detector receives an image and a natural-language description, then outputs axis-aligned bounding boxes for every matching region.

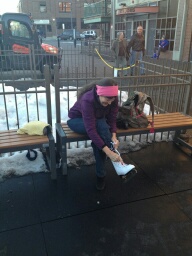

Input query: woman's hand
[102,146,124,164]
[111,135,119,149]
[109,151,123,163]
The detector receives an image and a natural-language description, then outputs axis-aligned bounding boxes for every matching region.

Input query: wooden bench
[0,129,57,180]
[56,112,192,175]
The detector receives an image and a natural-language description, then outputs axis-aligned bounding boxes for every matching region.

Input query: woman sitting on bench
[152,35,169,59]
[67,78,135,190]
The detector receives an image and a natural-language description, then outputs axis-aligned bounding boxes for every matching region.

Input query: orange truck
[0,12,62,77]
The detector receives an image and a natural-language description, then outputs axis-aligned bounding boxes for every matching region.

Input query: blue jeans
[67,118,112,177]
[130,50,145,75]
[154,46,166,56]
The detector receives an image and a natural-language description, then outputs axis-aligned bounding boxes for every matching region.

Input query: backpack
[116,91,155,132]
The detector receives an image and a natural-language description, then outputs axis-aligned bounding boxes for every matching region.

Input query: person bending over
[67,78,135,190]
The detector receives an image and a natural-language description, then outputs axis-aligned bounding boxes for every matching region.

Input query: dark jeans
[67,118,112,177]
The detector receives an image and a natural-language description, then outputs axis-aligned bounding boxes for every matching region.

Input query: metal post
[70,3,73,30]
[57,37,60,48]
[44,65,52,126]
[92,43,95,77]
[185,68,192,115]
[54,64,61,124]
[111,0,115,46]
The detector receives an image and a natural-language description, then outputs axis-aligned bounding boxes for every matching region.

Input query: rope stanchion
[94,48,136,71]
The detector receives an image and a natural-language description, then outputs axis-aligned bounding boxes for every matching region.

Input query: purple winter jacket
[68,87,118,149]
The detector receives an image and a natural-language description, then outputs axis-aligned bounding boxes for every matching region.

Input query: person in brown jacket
[127,26,145,76]
[111,32,128,76]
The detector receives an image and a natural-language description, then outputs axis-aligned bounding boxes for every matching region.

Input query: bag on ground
[116,91,155,132]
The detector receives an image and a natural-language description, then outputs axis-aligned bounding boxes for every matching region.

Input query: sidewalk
[1,142,192,255]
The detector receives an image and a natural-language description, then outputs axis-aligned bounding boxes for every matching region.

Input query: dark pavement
[1,142,192,256]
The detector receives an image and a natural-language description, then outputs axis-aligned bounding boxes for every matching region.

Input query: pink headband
[96,85,118,97]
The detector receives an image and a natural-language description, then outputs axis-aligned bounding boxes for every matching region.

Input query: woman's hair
[117,31,124,38]
[77,77,118,99]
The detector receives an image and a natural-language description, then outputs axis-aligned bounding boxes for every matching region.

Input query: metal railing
[0,66,52,131]
[54,65,192,116]
[0,45,62,81]
[53,64,192,149]
[1,40,192,80]
[0,61,192,155]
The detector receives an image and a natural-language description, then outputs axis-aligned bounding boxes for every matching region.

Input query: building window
[115,16,126,37]
[155,17,176,51]
[47,25,52,32]
[59,2,71,13]
[40,2,47,13]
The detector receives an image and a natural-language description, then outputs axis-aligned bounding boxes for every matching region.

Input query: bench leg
[45,134,57,180]
[61,143,68,175]
[174,130,192,154]
[49,139,57,180]
[56,128,68,175]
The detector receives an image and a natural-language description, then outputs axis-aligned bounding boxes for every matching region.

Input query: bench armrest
[55,123,66,137]
[47,131,55,142]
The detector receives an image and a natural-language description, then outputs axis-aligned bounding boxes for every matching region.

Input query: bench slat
[0,133,48,141]
[0,138,49,149]
[0,129,49,149]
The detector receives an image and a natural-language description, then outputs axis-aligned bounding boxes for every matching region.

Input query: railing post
[44,65,52,127]
[54,64,61,124]
[185,72,192,115]
[57,37,60,48]
[98,38,101,54]
[31,44,37,80]
[92,43,95,77]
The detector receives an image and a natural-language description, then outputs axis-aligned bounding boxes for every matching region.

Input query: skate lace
[110,142,120,156]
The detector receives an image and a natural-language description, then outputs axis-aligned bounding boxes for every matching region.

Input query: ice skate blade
[120,168,137,183]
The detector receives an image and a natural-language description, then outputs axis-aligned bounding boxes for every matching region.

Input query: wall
[182,0,192,62]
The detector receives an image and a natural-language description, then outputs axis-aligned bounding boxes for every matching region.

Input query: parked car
[81,30,97,39]
[80,31,86,39]
[57,30,81,40]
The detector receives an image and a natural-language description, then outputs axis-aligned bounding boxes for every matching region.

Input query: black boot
[96,176,106,190]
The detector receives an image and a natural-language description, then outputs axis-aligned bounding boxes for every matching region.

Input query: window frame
[59,2,72,13]
[39,2,47,13]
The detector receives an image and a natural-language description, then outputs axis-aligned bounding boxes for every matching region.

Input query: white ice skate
[112,161,136,176]
[110,143,136,176]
